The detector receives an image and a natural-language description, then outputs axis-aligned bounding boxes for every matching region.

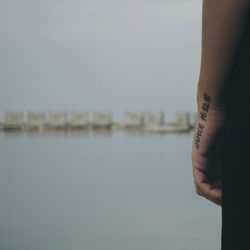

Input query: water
[0,131,221,250]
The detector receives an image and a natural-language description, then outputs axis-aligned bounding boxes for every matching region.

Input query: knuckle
[196,189,202,196]
[195,185,203,196]
[193,179,204,197]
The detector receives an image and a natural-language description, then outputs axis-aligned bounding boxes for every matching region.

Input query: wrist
[196,92,228,113]
[193,103,228,156]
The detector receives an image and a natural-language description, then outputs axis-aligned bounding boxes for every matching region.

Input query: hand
[192,107,227,206]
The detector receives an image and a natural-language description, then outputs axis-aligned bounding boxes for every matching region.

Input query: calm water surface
[0,131,221,250]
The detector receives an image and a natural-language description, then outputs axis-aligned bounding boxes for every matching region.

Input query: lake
[0,131,221,250]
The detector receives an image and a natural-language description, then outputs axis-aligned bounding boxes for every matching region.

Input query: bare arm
[197,0,249,109]
[192,0,250,206]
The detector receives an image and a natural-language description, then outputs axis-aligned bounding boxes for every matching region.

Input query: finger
[202,191,222,206]
[195,182,222,206]
[206,197,221,206]
[199,181,222,201]
[194,167,222,201]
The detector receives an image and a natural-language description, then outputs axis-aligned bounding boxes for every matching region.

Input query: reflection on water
[0,131,221,250]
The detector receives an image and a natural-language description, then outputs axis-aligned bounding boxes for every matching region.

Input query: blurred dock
[0,111,196,133]
[3,112,24,131]
[124,112,145,129]
[69,112,89,130]
[47,112,67,130]
[26,112,45,131]
[92,112,113,130]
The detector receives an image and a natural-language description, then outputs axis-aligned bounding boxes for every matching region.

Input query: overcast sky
[0,0,202,121]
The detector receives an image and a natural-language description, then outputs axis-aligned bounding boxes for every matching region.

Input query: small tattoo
[200,111,207,121]
[199,93,211,121]
[194,122,204,150]
[203,93,211,103]
[194,93,211,150]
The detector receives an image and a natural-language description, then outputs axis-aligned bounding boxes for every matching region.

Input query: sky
[0,0,202,122]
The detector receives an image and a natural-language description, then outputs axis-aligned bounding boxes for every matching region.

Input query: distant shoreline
[0,111,196,133]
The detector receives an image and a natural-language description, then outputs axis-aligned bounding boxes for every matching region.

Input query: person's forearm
[197,0,249,111]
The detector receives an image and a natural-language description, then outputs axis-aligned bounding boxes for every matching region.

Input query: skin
[192,0,250,206]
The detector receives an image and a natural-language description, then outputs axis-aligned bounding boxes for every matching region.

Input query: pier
[3,112,24,131]
[92,112,113,130]
[26,112,45,131]
[124,112,144,129]
[47,112,68,130]
[69,112,89,130]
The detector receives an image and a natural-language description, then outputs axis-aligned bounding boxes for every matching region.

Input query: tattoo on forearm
[194,93,211,150]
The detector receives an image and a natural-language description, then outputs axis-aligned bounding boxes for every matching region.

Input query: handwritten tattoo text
[194,93,211,150]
